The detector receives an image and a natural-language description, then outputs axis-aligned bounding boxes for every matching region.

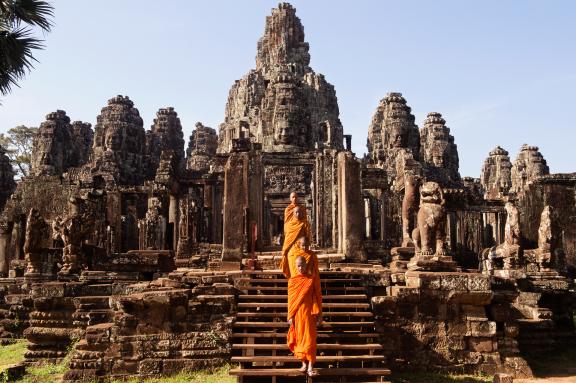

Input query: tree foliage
[0,124,37,177]
[0,0,54,96]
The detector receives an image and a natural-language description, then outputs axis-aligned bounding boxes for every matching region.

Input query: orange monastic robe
[287,272,322,363]
[287,244,320,283]
[284,203,307,228]
[280,209,312,278]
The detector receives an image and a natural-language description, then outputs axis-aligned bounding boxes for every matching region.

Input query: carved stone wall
[146,107,185,180]
[218,3,343,153]
[419,112,461,187]
[366,92,420,176]
[481,146,512,200]
[70,121,94,168]
[90,96,146,186]
[516,174,576,274]
[511,144,549,195]
[186,122,218,172]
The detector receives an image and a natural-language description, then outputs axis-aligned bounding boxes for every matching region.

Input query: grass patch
[389,371,492,383]
[109,365,235,383]
[0,339,27,370]
[15,363,68,383]
[11,363,235,383]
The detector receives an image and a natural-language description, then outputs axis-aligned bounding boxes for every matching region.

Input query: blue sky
[1,1,575,177]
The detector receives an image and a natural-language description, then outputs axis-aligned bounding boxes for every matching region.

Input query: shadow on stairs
[229,270,391,383]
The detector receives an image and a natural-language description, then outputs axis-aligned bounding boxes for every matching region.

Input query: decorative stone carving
[511,144,549,194]
[536,205,553,269]
[264,165,312,194]
[70,121,94,168]
[31,110,71,176]
[394,150,422,247]
[176,197,197,259]
[537,206,552,253]
[143,198,166,251]
[411,181,447,256]
[480,202,522,275]
[504,201,520,248]
[23,208,49,275]
[90,95,146,185]
[218,3,343,153]
[146,107,185,180]
[462,176,484,204]
[419,112,461,186]
[52,197,94,276]
[186,122,218,172]
[481,146,512,199]
[367,92,420,175]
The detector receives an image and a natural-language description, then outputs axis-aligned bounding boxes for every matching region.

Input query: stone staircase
[229,270,390,383]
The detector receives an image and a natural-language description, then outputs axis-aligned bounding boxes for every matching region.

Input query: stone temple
[0,3,574,382]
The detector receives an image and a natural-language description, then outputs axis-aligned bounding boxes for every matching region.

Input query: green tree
[0,0,54,96]
[0,124,37,177]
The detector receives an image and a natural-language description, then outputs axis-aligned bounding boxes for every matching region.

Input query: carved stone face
[420,181,443,204]
[104,127,122,151]
[390,124,406,148]
[432,153,445,167]
[274,109,294,144]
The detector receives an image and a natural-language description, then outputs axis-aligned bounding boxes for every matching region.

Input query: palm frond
[11,0,54,32]
[0,27,43,95]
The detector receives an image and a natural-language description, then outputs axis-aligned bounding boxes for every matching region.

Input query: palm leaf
[11,0,54,32]
[0,27,43,95]
[0,0,54,32]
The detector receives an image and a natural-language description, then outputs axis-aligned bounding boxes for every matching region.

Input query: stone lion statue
[411,181,446,256]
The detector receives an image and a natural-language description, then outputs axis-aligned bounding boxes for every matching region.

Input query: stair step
[229,367,391,377]
[237,311,373,318]
[239,271,366,276]
[240,286,365,292]
[233,322,375,328]
[239,278,363,284]
[239,294,367,300]
[232,355,385,363]
[232,333,379,339]
[238,303,370,309]
[232,343,383,350]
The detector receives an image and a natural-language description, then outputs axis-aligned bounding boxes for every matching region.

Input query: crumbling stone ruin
[0,2,574,382]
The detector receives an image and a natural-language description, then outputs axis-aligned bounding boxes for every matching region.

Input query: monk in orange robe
[284,192,307,226]
[280,206,312,278]
[287,255,322,377]
[287,236,319,282]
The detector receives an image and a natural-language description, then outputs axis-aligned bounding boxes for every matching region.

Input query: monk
[287,255,322,377]
[280,206,312,278]
[287,236,319,282]
[284,191,306,226]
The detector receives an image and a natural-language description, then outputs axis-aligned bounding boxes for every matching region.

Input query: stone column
[0,223,11,276]
[221,152,248,269]
[337,152,366,262]
[247,151,264,252]
[169,194,178,251]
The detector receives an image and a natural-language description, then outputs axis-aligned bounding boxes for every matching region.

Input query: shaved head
[290,192,298,204]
